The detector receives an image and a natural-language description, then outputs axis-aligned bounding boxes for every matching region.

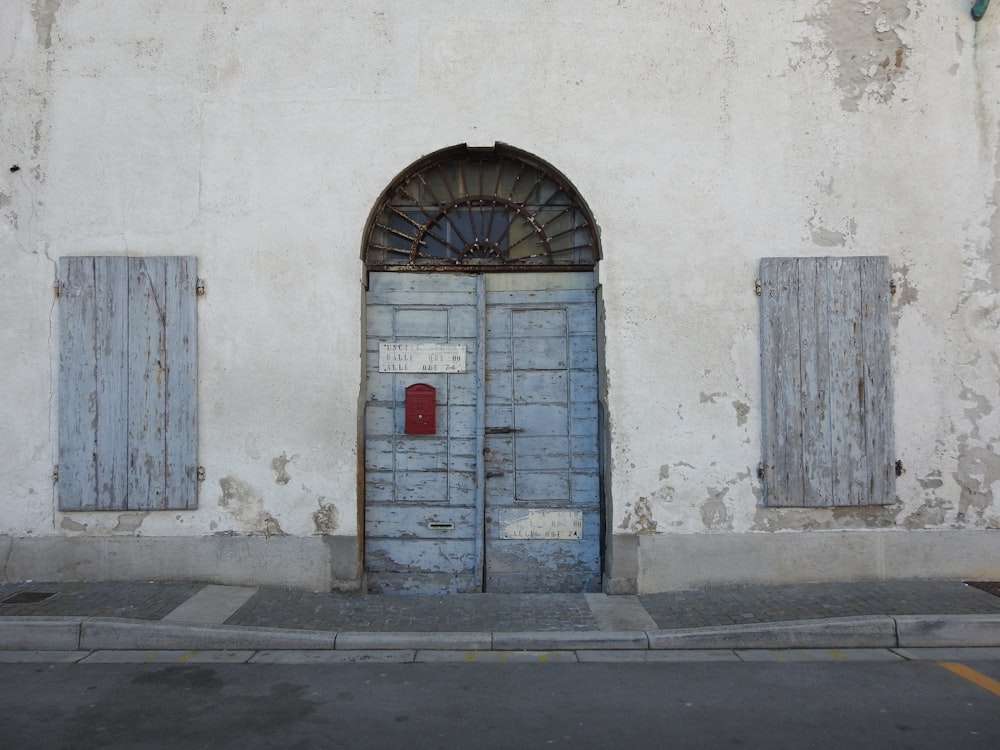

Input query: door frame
[360,269,606,593]
[358,143,607,593]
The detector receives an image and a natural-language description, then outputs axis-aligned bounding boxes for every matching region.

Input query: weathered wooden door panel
[364,271,601,593]
[364,273,482,593]
[482,272,601,593]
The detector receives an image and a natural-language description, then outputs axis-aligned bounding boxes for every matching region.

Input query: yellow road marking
[939,662,1000,698]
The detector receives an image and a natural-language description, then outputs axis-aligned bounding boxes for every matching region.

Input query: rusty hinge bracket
[52,465,59,484]
[754,279,762,296]
[53,282,61,297]
[895,459,905,477]
[889,279,897,296]
[197,466,206,482]
[196,279,206,296]
[757,462,765,480]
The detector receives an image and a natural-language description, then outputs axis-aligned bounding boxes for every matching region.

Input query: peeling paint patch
[811,226,848,247]
[808,211,856,248]
[904,470,951,529]
[699,391,726,404]
[902,498,949,529]
[732,401,750,427]
[954,442,1000,525]
[312,497,339,535]
[271,452,297,485]
[960,387,993,437]
[811,0,911,111]
[60,516,86,532]
[890,264,918,306]
[918,471,944,491]
[754,503,901,531]
[618,497,658,534]
[701,487,733,530]
[112,512,149,534]
[830,504,901,528]
[33,0,61,49]
[218,476,286,536]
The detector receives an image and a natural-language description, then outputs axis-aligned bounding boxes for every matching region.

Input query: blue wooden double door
[364,272,602,593]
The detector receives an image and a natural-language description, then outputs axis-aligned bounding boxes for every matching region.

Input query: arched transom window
[364,144,600,270]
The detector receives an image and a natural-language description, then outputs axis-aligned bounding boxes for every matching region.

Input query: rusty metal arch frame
[362,143,601,272]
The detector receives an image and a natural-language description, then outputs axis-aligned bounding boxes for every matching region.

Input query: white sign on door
[379,342,467,373]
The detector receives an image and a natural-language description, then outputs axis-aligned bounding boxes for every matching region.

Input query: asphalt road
[2,659,1000,749]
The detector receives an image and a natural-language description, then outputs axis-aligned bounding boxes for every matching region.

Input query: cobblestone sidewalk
[3,579,1000,633]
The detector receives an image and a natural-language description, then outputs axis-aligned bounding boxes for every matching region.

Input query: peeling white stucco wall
[1,0,999,590]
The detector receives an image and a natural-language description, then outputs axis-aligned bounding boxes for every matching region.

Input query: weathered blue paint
[483,273,601,593]
[759,256,894,508]
[364,273,482,593]
[364,271,601,593]
[58,256,198,512]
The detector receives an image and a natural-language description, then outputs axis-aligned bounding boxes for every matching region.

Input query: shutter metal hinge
[754,279,762,296]
[196,279,206,296]
[889,279,897,296]
[895,459,905,477]
[757,463,765,480]
[52,465,59,484]
[197,466,206,482]
[54,283,60,297]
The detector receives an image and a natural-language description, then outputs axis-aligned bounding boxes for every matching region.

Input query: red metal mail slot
[404,383,436,434]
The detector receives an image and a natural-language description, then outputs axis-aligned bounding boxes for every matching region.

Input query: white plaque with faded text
[379,342,467,373]
[499,509,583,540]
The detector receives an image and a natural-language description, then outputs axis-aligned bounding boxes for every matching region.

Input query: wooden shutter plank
[93,257,129,510]
[797,257,833,507]
[163,256,198,509]
[861,255,895,505]
[760,258,804,507]
[127,257,169,510]
[828,257,869,506]
[58,257,99,511]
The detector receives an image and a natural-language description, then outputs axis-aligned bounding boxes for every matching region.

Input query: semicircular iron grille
[365,149,599,270]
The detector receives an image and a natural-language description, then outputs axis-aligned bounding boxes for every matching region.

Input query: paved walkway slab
[585,593,659,631]
[162,585,258,625]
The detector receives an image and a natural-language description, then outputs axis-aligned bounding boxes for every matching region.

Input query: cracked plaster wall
[0,2,998,574]
[605,0,1000,542]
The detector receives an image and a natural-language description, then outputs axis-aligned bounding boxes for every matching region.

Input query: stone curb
[894,614,1000,648]
[0,616,84,650]
[80,618,338,651]
[335,631,492,651]
[492,630,649,651]
[647,616,898,650]
[5,614,1000,652]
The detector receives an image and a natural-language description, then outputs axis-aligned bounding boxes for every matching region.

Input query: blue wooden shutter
[58,256,197,511]
[759,256,894,507]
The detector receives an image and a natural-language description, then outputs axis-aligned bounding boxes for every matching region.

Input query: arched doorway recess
[362,143,603,593]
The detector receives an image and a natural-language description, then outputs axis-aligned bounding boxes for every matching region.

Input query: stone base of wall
[4,531,995,594]
[634,529,1000,592]
[0,535,360,592]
